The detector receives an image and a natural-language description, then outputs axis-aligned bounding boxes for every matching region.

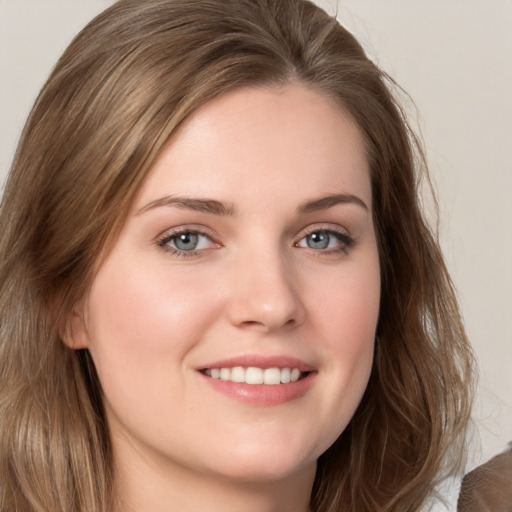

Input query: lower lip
[199,372,316,406]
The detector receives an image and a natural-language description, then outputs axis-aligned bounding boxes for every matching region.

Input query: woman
[0,0,474,511]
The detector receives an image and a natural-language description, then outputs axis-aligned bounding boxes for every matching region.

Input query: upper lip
[198,355,315,372]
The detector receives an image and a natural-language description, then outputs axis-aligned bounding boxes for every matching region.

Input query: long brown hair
[0,1,474,510]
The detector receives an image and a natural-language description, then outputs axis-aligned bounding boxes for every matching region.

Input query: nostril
[238,320,267,330]
[237,317,298,332]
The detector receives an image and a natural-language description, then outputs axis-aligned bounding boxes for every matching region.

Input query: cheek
[83,254,222,376]
[304,254,380,437]
[318,281,378,388]
[81,255,231,436]
[309,253,381,345]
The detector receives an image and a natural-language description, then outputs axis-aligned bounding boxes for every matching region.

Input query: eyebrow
[136,196,238,216]
[297,194,369,214]
[136,192,368,217]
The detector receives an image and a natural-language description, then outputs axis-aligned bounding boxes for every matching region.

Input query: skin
[68,83,381,512]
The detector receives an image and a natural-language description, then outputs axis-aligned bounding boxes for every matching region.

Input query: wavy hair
[0,0,474,510]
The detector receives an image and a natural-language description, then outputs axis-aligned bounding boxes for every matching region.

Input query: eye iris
[174,232,199,251]
[307,231,330,249]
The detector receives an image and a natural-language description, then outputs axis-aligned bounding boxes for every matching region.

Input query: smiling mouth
[201,367,309,385]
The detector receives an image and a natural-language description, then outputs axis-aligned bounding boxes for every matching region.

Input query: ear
[61,305,90,350]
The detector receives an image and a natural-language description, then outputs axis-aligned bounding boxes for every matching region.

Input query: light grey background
[1,0,511,499]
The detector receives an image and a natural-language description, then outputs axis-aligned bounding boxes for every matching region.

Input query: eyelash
[156,226,355,258]
[157,227,220,259]
[296,226,355,255]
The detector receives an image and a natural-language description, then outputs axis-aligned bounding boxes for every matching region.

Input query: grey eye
[173,232,199,251]
[159,229,217,255]
[305,231,331,250]
[296,229,353,252]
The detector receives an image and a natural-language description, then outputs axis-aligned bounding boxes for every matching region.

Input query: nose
[226,248,306,333]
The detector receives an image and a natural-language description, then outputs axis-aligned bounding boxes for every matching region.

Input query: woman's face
[70,84,380,486]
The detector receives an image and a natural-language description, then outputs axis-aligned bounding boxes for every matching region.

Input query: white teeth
[263,367,281,385]
[220,368,231,381]
[245,367,264,384]
[231,366,245,383]
[290,368,301,382]
[205,366,305,385]
[280,367,291,383]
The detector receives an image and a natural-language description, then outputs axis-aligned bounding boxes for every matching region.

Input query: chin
[194,428,325,484]
[206,453,316,485]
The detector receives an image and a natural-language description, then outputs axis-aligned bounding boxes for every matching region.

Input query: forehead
[135,83,371,211]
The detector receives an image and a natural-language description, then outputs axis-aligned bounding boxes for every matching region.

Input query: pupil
[175,232,198,250]
[308,232,329,249]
